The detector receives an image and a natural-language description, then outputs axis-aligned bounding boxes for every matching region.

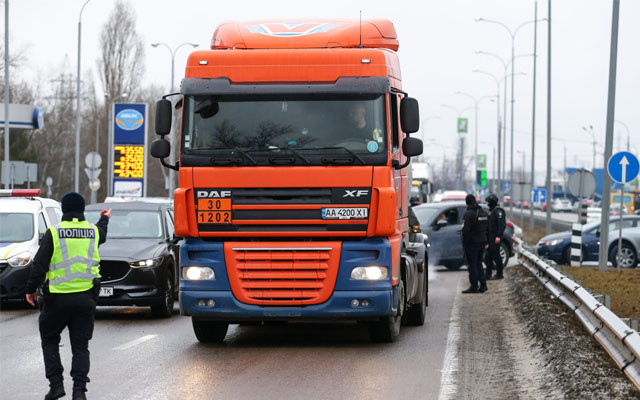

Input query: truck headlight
[7,251,32,268]
[130,257,163,268]
[350,266,388,280]
[182,266,215,280]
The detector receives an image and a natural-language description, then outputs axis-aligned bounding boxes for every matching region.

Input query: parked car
[536,215,640,267]
[436,190,468,203]
[0,190,62,301]
[84,201,179,317]
[412,202,514,270]
[551,198,573,213]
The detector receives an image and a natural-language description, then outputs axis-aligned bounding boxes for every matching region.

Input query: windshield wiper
[193,147,257,165]
[246,147,311,165]
[301,147,366,165]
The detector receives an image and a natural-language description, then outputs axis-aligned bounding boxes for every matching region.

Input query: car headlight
[130,257,163,268]
[7,251,32,268]
[350,266,388,280]
[544,239,563,247]
[182,266,215,280]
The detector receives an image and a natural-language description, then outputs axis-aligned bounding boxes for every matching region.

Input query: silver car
[607,224,640,268]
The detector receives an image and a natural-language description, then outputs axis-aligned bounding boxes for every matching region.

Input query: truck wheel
[192,318,229,343]
[404,271,427,326]
[151,272,174,318]
[369,281,404,343]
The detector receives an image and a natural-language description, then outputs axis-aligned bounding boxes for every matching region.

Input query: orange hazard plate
[198,211,232,224]
[198,198,231,211]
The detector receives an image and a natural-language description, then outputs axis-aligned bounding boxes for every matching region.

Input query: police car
[0,190,62,300]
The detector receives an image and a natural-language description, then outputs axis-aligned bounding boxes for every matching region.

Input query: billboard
[109,103,147,197]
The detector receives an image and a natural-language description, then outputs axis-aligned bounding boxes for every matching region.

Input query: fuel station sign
[109,103,147,197]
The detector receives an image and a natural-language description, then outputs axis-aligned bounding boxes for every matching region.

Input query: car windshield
[85,210,163,238]
[412,207,441,224]
[0,213,34,242]
[181,95,387,166]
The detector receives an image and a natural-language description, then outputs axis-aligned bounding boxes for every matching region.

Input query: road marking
[438,280,462,400]
[112,334,158,351]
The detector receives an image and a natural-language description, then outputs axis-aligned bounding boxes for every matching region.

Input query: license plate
[99,287,114,297]
[321,207,368,219]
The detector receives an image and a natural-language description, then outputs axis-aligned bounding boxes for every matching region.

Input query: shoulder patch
[497,211,503,218]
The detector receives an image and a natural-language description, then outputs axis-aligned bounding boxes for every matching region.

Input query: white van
[0,190,62,300]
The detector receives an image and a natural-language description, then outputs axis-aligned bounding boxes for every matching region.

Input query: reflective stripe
[49,272,98,285]
[49,223,100,287]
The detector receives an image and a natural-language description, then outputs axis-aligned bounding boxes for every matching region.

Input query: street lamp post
[151,42,199,198]
[582,125,597,171]
[441,104,474,190]
[481,141,497,193]
[614,120,631,151]
[476,16,544,217]
[455,92,496,195]
[75,0,92,193]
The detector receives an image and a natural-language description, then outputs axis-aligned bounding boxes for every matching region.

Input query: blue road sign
[608,151,640,184]
[531,188,547,204]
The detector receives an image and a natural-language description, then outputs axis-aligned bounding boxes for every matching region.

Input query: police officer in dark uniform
[25,192,111,400]
[485,193,506,280]
[461,194,489,293]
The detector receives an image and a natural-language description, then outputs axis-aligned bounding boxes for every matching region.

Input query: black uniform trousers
[465,242,487,290]
[39,290,96,390]
[485,241,503,278]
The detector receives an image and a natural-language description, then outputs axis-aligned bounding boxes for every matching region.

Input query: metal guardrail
[515,237,640,391]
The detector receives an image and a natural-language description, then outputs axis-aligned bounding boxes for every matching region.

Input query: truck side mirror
[151,138,171,159]
[402,137,423,157]
[400,97,420,134]
[155,99,172,135]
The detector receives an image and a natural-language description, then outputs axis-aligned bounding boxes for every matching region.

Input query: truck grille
[225,243,341,305]
[99,261,131,282]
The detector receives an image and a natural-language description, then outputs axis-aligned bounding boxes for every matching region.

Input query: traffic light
[476,170,487,188]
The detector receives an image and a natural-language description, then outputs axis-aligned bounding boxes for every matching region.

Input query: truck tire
[192,318,229,343]
[404,271,427,326]
[369,281,404,343]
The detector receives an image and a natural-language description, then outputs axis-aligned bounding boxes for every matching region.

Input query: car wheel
[500,242,509,267]
[404,270,427,326]
[369,280,404,342]
[151,272,174,318]
[445,262,462,271]
[609,242,637,268]
[192,318,229,343]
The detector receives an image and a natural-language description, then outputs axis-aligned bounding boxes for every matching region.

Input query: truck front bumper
[180,289,393,321]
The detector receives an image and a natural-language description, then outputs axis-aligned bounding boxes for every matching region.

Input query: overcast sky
[5,0,639,184]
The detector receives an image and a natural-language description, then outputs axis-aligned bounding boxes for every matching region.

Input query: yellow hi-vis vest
[46,219,101,293]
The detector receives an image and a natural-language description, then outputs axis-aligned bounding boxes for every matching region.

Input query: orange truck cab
[151,19,427,342]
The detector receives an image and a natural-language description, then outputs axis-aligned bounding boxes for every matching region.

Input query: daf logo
[197,190,231,198]
[343,190,369,198]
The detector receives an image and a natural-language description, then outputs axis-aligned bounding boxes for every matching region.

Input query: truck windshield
[181,95,388,166]
[0,213,34,243]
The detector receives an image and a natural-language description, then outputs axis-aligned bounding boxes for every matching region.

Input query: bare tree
[97,0,145,103]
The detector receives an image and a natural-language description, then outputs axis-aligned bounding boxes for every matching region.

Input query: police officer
[25,192,111,400]
[485,193,506,280]
[461,194,489,293]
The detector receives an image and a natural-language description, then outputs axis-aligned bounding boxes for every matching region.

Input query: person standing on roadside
[461,194,489,293]
[25,192,111,400]
[484,193,506,280]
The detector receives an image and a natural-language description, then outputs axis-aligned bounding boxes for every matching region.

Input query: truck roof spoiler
[180,77,390,96]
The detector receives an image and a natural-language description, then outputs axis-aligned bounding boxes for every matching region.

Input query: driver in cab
[345,103,383,151]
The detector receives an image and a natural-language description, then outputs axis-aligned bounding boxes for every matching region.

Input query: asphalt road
[1,265,462,400]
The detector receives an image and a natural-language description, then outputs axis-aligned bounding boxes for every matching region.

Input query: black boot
[461,287,478,294]
[490,275,504,280]
[479,284,488,292]
[72,389,87,400]
[44,385,65,400]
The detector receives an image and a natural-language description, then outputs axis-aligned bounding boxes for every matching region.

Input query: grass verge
[560,266,640,321]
